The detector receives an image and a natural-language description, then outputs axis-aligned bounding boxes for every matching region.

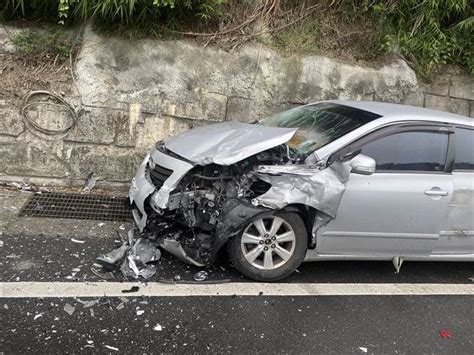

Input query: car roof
[322,100,473,127]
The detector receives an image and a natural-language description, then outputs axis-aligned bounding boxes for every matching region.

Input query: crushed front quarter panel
[253,162,351,218]
[164,121,297,166]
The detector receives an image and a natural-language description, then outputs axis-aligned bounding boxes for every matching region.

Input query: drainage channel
[18,192,132,222]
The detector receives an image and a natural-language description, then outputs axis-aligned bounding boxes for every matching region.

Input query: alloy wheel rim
[240,216,296,270]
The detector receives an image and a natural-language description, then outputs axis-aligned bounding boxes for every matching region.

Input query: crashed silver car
[129,101,474,281]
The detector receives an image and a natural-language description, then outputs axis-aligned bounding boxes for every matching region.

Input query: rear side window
[361,131,449,172]
[455,128,474,170]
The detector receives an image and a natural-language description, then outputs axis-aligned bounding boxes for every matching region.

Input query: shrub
[11,29,72,59]
[371,0,473,75]
[3,0,226,26]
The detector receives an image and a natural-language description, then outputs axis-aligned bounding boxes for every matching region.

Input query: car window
[360,131,449,172]
[454,128,474,171]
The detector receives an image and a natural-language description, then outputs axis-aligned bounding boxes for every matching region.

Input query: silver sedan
[130,101,474,281]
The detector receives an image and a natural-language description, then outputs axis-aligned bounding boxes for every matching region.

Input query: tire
[227,211,307,282]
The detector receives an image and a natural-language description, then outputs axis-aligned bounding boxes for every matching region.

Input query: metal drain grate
[19,192,132,221]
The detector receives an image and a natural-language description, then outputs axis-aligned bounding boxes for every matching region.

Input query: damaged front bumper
[129,147,194,231]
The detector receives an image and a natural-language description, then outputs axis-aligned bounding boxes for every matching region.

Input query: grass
[11,29,73,61]
[270,11,384,63]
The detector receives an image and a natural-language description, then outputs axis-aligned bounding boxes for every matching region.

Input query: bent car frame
[129,101,474,281]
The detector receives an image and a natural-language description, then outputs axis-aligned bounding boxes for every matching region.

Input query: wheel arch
[281,203,318,249]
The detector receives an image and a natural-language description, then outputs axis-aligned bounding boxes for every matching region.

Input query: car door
[433,126,474,255]
[316,124,454,257]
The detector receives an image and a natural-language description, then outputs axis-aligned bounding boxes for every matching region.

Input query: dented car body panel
[129,101,474,269]
[165,121,297,166]
[129,148,194,231]
[254,162,351,218]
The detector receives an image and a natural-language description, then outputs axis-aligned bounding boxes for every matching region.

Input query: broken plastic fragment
[97,244,129,265]
[154,324,163,331]
[76,299,99,308]
[122,286,139,293]
[90,262,115,280]
[33,313,43,320]
[104,345,119,352]
[71,238,85,244]
[359,347,368,353]
[63,303,75,315]
[82,172,99,192]
[193,271,209,282]
[136,309,145,316]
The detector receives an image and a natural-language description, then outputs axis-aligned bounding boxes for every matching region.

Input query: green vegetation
[11,29,72,60]
[2,0,473,76]
[2,0,224,26]
[373,0,473,76]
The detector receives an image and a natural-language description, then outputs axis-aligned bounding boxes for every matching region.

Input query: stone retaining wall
[0,26,472,189]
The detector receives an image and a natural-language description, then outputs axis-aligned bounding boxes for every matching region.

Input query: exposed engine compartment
[143,143,300,266]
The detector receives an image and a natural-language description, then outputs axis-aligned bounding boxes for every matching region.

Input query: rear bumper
[129,147,194,231]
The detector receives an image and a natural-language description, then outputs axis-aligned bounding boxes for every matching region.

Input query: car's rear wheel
[228,211,307,282]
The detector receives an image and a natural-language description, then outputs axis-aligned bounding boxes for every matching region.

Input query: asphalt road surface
[1,233,473,353]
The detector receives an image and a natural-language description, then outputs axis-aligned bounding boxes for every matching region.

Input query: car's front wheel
[228,211,307,282]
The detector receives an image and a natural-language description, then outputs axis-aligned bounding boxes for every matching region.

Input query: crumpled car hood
[165,121,297,165]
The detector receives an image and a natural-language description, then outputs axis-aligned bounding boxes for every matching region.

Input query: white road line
[1,282,473,298]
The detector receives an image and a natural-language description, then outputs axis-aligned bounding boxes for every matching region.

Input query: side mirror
[350,154,376,175]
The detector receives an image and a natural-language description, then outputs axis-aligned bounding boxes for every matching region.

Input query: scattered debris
[116,303,125,310]
[65,267,81,280]
[154,323,163,331]
[93,228,161,280]
[82,173,100,193]
[63,303,75,315]
[98,223,105,227]
[104,345,119,352]
[33,313,43,320]
[76,299,99,308]
[122,286,139,293]
[439,329,452,339]
[71,238,85,244]
[90,262,115,280]
[0,240,4,247]
[97,244,128,265]
[359,347,368,353]
[136,309,145,316]
[193,270,209,282]
[119,225,126,230]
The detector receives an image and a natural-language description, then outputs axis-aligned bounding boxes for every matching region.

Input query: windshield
[259,103,381,156]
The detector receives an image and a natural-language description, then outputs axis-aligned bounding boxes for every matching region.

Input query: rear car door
[433,126,474,255]
[317,125,454,257]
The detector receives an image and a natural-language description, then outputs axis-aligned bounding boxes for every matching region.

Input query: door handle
[424,189,449,197]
